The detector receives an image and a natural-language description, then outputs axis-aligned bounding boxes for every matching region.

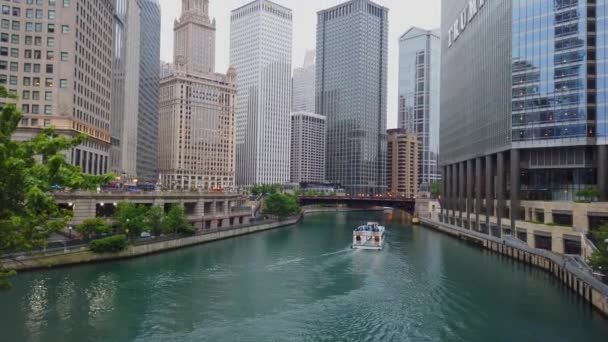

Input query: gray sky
[159,0,441,128]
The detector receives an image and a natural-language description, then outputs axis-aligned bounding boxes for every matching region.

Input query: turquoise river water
[1,211,608,342]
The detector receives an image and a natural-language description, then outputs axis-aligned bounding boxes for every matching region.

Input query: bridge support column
[466,160,474,229]
[485,154,495,233]
[475,157,483,233]
[510,149,521,232]
[496,152,505,232]
[459,162,465,222]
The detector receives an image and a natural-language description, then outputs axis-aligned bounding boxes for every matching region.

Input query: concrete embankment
[2,217,302,272]
[421,217,608,317]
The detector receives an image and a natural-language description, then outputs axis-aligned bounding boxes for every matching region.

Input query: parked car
[140,232,152,238]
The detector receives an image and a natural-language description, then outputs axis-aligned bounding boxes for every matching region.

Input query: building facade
[439,0,608,254]
[290,112,326,183]
[111,0,140,180]
[158,0,236,190]
[387,129,419,198]
[1,0,114,175]
[398,27,441,191]
[292,50,315,113]
[136,0,161,182]
[230,0,293,186]
[316,0,388,196]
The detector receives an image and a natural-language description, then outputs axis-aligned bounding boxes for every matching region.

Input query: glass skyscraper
[316,0,388,195]
[439,0,608,250]
[398,27,441,191]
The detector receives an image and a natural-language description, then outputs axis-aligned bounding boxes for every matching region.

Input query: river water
[1,211,608,342]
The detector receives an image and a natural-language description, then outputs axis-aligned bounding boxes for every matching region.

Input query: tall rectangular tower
[292,50,316,113]
[137,0,161,182]
[398,27,441,191]
[158,0,236,190]
[291,112,326,184]
[230,0,293,186]
[316,0,388,195]
[1,0,114,175]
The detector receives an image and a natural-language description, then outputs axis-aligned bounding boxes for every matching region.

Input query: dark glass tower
[316,0,388,195]
[137,0,161,182]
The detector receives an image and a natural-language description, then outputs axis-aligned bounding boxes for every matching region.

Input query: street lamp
[68,226,73,239]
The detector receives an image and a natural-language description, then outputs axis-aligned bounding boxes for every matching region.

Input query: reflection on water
[1,211,608,342]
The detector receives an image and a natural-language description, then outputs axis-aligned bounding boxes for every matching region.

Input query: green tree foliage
[0,86,112,289]
[263,193,300,220]
[165,204,195,235]
[113,203,149,237]
[146,206,166,237]
[89,235,128,253]
[589,224,608,271]
[250,184,282,196]
[575,187,600,202]
[430,182,442,199]
[77,217,111,239]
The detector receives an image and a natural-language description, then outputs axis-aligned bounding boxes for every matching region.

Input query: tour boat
[352,222,385,250]
[412,216,421,225]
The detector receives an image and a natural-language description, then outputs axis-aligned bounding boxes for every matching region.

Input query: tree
[250,184,282,196]
[113,202,148,237]
[77,217,111,239]
[430,182,442,199]
[263,193,300,220]
[145,206,165,237]
[165,204,194,235]
[0,86,113,289]
[589,224,608,272]
[576,187,600,202]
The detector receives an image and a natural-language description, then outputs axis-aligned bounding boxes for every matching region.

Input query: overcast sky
[158,0,441,128]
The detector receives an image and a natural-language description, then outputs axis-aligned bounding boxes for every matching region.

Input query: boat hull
[352,244,383,251]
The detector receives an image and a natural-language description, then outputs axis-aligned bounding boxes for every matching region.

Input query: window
[45,91,52,101]
[24,49,32,58]
[48,11,56,21]
[12,8,20,17]
[46,64,53,73]
[22,90,30,100]
[25,35,32,45]
[9,76,17,86]
[0,33,8,43]
[59,79,67,88]
[60,52,68,61]
[61,25,69,34]
[21,104,29,113]
[46,51,54,60]
[45,78,53,87]
[25,22,33,32]
[44,105,52,115]
[47,37,54,47]
[31,104,39,114]
[35,23,41,32]
[32,91,39,100]
[33,64,40,73]
[12,21,20,31]
[0,75,6,84]
[1,19,9,29]
[23,77,30,86]
[35,36,42,46]
[10,34,18,44]
[26,9,33,18]
[1,6,9,16]
[0,47,8,56]
[0,61,6,70]
[9,62,18,72]
[33,77,40,87]
[63,0,70,7]
[35,9,43,19]
[47,24,54,33]
[10,48,18,58]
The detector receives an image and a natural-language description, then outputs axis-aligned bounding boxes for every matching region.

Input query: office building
[111,0,141,181]
[136,0,161,182]
[292,50,315,113]
[316,0,388,195]
[230,0,293,186]
[387,129,418,198]
[291,112,325,183]
[158,0,236,190]
[1,0,114,175]
[439,0,608,255]
[398,27,441,191]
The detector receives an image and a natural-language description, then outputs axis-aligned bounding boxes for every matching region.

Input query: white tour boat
[352,222,385,250]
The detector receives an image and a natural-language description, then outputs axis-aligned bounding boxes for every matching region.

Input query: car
[140,232,152,238]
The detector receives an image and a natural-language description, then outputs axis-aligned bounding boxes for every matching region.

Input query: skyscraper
[292,50,316,113]
[158,0,237,190]
[230,0,293,186]
[291,112,326,184]
[387,129,418,198]
[316,0,388,195]
[1,0,114,175]
[111,0,141,181]
[439,0,608,254]
[137,0,161,182]
[398,27,441,191]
